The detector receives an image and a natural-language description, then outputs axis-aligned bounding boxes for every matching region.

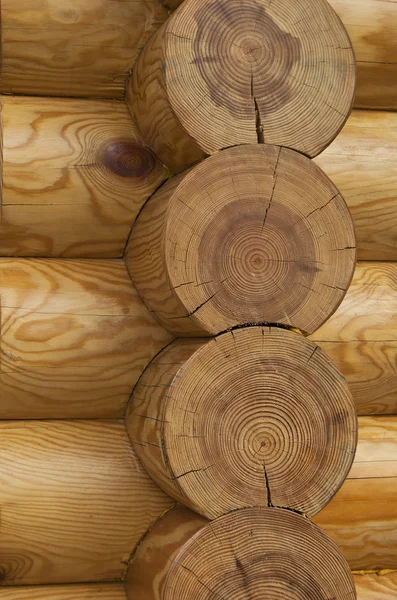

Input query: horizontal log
[310,262,397,415]
[0,96,168,258]
[0,584,126,599]
[315,110,397,261]
[314,416,397,570]
[355,572,397,599]
[329,0,397,110]
[0,420,173,585]
[0,259,173,419]
[0,0,168,98]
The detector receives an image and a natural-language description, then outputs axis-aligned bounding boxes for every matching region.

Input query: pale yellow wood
[0,0,169,98]
[310,262,397,415]
[329,0,397,110]
[355,572,397,599]
[0,258,173,418]
[315,110,397,261]
[314,416,397,570]
[0,96,168,258]
[0,584,126,599]
[0,420,174,585]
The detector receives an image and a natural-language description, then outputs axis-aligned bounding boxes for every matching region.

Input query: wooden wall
[0,584,126,599]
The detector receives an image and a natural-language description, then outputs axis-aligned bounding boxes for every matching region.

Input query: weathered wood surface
[355,572,397,599]
[127,326,357,519]
[329,0,397,110]
[315,110,397,262]
[126,144,356,336]
[311,262,397,415]
[0,0,168,98]
[126,506,355,600]
[0,96,168,258]
[0,258,173,419]
[128,0,356,172]
[0,420,174,585]
[0,584,126,599]
[314,416,397,570]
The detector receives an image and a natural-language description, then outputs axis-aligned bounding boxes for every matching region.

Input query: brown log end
[126,326,357,519]
[125,144,356,336]
[126,506,357,600]
[129,0,356,171]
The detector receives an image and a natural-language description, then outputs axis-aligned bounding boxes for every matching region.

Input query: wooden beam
[310,262,397,415]
[355,572,397,599]
[0,96,168,258]
[0,584,126,599]
[0,0,169,99]
[0,420,174,585]
[315,110,397,261]
[0,258,173,419]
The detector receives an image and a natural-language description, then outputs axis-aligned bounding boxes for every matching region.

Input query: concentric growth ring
[125,144,356,336]
[126,327,357,520]
[128,0,356,172]
[126,506,357,600]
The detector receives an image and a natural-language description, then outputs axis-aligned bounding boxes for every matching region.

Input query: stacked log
[0,586,126,600]
[0,258,172,418]
[0,96,168,257]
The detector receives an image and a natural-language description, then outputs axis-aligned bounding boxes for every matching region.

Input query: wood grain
[126,506,355,600]
[0,96,168,258]
[0,258,173,419]
[127,326,357,519]
[0,0,169,98]
[355,572,397,599]
[314,416,397,570]
[0,420,174,585]
[128,0,356,172]
[126,144,356,336]
[0,584,126,599]
[310,262,397,415]
[329,0,397,110]
[315,110,397,261]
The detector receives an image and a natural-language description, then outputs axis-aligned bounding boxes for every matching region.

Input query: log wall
[0,584,126,599]
[0,96,168,258]
[0,258,173,419]
[354,572,397,599]
[0,420,173,585]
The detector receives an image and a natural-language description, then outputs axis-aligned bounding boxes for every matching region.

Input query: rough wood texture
[311,262,397,415]
[0,96,168,258]
[329,0,397,110]
[0,584,126,599]
[128,0,356,172]
[355,572,397,599]
[0,0,169,98]
[126,145,356,336]
[0,420,174,585]
[315,110,397,262]
[127,326,357,519]
[126,506,356,600]
[314,416,397,570]
[0,258,173,419]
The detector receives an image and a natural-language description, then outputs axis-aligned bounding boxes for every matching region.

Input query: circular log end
[163,0,355,159]
[161,145,355,335]
[130,326,357,519]
[163,508,356,600]
[101,140,157,178]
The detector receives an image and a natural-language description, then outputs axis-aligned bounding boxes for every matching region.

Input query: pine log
[0,258,173,419]
[0,420,173,585]
[0,584,126,599]
[125,506,356,599]
[310,262,397,415]
[126,144,356,337]
[0,0,168,99]
[354,572,397,599]
[0,96,168,258]
[328,0,397,110]
[127,0,356,172]
[315,110,397,261]
[314,416,397,571]
[126,326,357,519]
